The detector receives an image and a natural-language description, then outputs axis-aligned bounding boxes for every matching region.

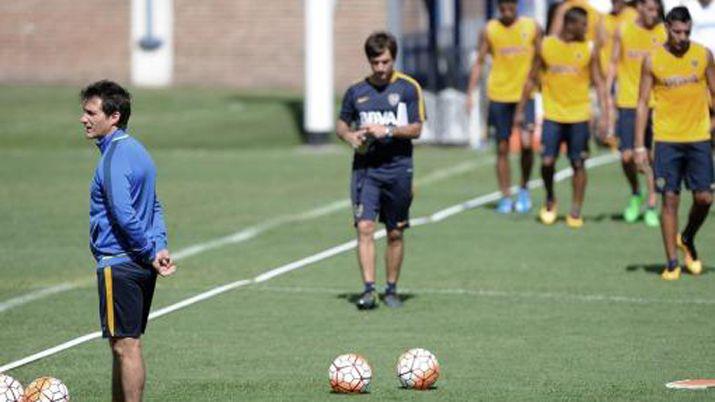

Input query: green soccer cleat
[623,194,643,223]
[643,208,660,227]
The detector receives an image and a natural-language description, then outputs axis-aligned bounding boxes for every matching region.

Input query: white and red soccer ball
[0,374,24,402]
[328,353,372,393]
[21,377,69,402]
[396,348,440,390]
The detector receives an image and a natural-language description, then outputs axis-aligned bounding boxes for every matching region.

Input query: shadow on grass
[225,93,306,142]
[625,263,713,275]
[336,293,416,305]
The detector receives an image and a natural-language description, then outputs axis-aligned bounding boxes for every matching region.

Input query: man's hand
[152,249,176,277]
[344,129,367,149]
[634,147,649,173]
[465,96,474,114]
[362,124,389,139]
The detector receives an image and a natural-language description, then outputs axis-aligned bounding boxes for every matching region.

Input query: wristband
[634,147,647,153]
[386,126,394,139]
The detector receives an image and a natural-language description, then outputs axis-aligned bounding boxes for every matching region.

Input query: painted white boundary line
[249,285,715,306]
[0,158,492,314]
[0,284,76,314]
[0,153,615,373]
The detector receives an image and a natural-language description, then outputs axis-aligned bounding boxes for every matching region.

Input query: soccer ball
[22,377,69,402]
[396,348,440,390]
[0,374,23,402]
[328,353,372,393]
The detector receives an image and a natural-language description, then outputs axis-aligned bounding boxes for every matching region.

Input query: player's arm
[102,154,155,264]
[336,87,366,149]
[151,196,175,276]
[705,49,715,133]
[591,44,609,140]
[465,27,491,112]
[634,54,654,167]
[606,27,623,99]
[364,82,425,140]
[336,119,366,149]
[514,41,543,130]
[549,2,569,36]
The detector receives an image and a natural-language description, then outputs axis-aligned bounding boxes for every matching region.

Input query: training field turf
[1,86,715,401]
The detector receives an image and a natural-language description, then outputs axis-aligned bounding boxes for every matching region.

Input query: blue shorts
[654,140,714,194]
[617,108,653,151]
[488,100,535,142]
[541,120,590,163]
[351,163,413,231]
[97,261,157,338]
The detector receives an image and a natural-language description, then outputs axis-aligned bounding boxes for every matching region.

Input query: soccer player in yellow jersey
[607,0,666,227]
[466,0,542,214]
[601,0,639,77]
[550,0,604,43]
[635,6,715,280]
[600,0,638,147]
[516,6,609,228]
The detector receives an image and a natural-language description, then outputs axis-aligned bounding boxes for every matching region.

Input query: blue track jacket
[89,129,167,268]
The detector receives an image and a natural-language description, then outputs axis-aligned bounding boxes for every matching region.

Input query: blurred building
[0,0,389,91]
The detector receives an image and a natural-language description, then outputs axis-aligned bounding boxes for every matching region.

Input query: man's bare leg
[110,338,145,402]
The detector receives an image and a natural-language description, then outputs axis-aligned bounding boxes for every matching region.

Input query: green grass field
[1,85,715,401]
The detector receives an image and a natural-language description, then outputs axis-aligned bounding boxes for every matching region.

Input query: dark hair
[564,6,588,24]
[665,6,692,24]
[364,31,398,59]
[497,0,518,4]
[80,80,132,129]
[637,0,665,21]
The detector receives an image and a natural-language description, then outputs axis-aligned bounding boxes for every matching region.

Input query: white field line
[249,285,715,306]
[0,153,616,373]
[0,283,76,314]
[0,158,492,314]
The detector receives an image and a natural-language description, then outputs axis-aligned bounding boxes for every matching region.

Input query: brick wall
[0,0,130,84]
[0,0,388,91]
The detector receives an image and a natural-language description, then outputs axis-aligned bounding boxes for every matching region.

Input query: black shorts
[616,108,653,151]
[488,100,536,141]
[654,140,714,194]
[541,120,590,163]
[97,261,157,338]
[351,163,413,231]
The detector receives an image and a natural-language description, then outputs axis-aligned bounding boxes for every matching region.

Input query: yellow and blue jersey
[600,7,638,74]
[540,36,593,123]
[485,17,538,103]
[339,71,425,167]
[651,43,711,143]
[616,22,667,108]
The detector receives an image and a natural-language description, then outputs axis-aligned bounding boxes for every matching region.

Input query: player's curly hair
[364,31,398,59]
[80,80,132,129]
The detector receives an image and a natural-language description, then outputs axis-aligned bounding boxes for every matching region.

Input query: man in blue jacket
[81,80,176,402]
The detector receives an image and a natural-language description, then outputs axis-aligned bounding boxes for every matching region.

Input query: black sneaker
[383,292,403,308]
[356,290,378,310]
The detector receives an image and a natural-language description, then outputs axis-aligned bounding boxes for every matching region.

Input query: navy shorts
[351,164,413,231]
[616,108,653,151]
[541,120,591,163]
[654,140,714,194]
[488,100,536,141]
[97,261,157,338]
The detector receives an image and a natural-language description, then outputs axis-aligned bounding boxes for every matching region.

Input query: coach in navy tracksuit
[336,32,425,310]
[81,80,176,402]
